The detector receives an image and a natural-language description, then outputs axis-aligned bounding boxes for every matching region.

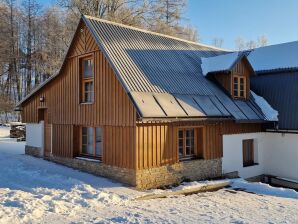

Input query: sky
[186,0,298,49]
[36,0,298,50]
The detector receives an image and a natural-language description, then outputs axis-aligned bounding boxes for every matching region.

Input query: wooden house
[17,15,275,189]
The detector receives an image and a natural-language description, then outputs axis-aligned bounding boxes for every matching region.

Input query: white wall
[223,133,266,178]
[223,132,298,181]
[26,122,44,151]
[263,133,298,181]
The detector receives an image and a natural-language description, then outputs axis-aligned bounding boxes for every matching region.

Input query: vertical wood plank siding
[21,22,137,169]
[136,121,262,170]
[231,58,252,98]
[21,21,263,171]
[213,58,253,98]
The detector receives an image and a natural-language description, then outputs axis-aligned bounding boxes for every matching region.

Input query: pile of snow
[201,52,239,76]
[248,41,298,72]
[230,179,298,200]
[251,91,279,121]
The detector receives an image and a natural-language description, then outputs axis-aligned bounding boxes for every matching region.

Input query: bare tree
[235,36,269,50]
[58,0,198,41]
[212,38,224,48]
[257,35,268,47]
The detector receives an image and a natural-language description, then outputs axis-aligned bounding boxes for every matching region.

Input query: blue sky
[186,0,298,49]
[37,0,298,49]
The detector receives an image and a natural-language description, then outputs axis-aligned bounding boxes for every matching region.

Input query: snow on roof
[201,52,240,76]
[248,41,298,72]
[251,91,278,121]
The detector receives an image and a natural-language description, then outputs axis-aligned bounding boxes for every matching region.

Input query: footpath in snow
[0,128,298,223]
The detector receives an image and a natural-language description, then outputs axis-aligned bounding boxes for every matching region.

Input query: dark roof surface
[18,15,272,122]
[82,15,270,121]
[251,71,298,129]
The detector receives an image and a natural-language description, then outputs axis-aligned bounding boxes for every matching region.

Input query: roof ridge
[83,15,231,52]
[252,40,298,51]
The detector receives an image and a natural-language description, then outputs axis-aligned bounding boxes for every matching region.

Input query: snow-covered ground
[0,126,10,138]
[0,135,298,223]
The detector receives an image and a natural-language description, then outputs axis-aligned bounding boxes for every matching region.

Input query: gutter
[266,129,298,134]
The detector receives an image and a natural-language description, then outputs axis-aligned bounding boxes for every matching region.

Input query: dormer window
[201,52,254,101]
[233,75,246,98]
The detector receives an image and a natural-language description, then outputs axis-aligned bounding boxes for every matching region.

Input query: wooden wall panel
[136,123,178,170]
[213,58,253,98]
[102,126,136,169]
[136,120,262,169]
[21,21,137,168]
[52,124,73,158]
[21,22,136,127]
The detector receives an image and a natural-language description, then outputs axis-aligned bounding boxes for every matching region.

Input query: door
[44,109,51,158]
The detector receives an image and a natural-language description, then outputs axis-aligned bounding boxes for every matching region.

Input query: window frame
[233,75,246,99]
[80,126,103,160]
[242,139,255,167]
[80,55,94,104]
[178,128,198,160]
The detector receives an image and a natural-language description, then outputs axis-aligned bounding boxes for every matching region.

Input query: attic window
[80,56,94,103]
[233,75,246,98]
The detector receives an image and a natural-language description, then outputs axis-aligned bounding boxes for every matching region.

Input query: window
[178,129,196,158]
[81,127,102,158]
[233,76,246,98]
[80,57,94,103]
[243,139,254,167]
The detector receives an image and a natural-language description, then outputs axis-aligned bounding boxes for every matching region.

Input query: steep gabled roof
[17,15,273,122]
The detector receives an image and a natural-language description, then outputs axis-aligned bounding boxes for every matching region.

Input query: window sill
[243,163,259,168]
[80,102,94,105]
[76,156,102,163]
[179,156,201,162]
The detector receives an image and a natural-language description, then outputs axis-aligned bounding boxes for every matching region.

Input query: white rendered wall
[223,132,298,181]
[26,122,44,150]
[262,132,298,181]
[222,133,266,178]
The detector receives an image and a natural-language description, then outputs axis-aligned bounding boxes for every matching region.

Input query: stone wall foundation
[26,153,222,189]
[25,145,43,158]
[49,155,136,186]
[136,159,222,189]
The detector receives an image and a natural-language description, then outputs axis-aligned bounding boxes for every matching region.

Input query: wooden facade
[213,57,254,99]
[135,121,262,169]
[20,20,264,172]
[21,21,137,169]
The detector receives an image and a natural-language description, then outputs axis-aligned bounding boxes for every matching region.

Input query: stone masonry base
[136,159,222,189]
[25,145,43,158]
[25,153,222,189]
[49,155,136,186]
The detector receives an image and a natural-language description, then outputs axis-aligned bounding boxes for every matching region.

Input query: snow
[1,139,298,223]
[166,179,229,192]
[0,126,10,138]
[251,91,279,121]
[201,52,239,76]
[248,41,298,72]
[230,179,298,200]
